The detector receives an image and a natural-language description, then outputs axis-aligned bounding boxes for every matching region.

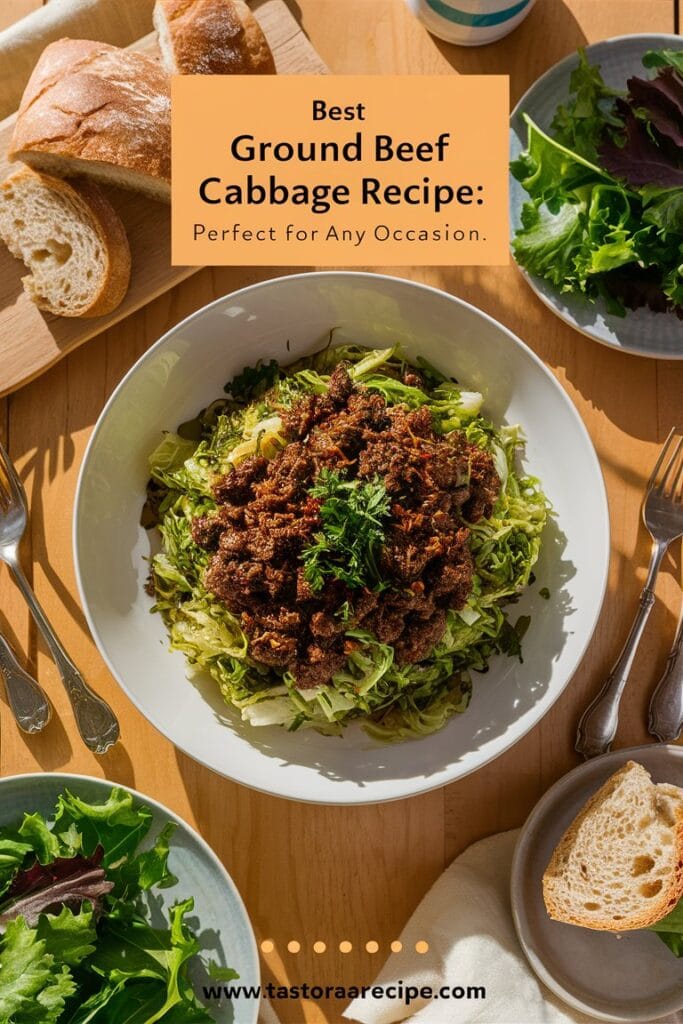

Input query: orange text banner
[172,74,509,267]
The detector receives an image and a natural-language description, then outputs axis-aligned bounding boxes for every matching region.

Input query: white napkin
[0,0,155,120]
[344,830,683,1024]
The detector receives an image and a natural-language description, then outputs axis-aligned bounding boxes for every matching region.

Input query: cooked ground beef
[193,365,500,689]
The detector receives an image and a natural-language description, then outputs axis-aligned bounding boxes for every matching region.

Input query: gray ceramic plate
[511,745,683,1022]
[0,773,259,1024]
[510,34,683,359]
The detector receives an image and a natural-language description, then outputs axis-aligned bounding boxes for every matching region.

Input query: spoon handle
[576,540,666,759]
[648,609,683,742]
[0,632,51,733]
[9,562,119,754]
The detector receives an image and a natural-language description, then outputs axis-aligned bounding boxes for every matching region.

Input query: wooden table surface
[1,2,682,1022]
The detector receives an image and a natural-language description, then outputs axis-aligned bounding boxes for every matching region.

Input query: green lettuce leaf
[643,49,683,75]
[550,47,623,162]
[18,814,62,865]
[36,905,97,968]
[0,837,35,896]
[642,186,683,234]
[71,899,212,1024]
[512,200,586,289]
[649,898,683,955]
[511,114,610,210]
[0,915,77,1023]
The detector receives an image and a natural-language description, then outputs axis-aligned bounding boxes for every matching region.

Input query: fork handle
[9,563,119,754]
[576,540,667,759]
[0,633,51,734]
[648,609,683,742]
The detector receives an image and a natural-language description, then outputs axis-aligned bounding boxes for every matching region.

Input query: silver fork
[0,443,119,754]
[576,427,683,759]
[0,631,51,733]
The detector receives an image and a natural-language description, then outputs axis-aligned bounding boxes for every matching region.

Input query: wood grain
[1,3,682,1024]
[0,0,327,399]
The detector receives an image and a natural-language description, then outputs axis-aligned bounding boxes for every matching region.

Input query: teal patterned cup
[405,0,537,45]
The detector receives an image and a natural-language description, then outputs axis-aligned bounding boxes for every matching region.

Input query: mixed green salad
[512,47,683,319]
[145,344,549,742]
[0,788,235,1023]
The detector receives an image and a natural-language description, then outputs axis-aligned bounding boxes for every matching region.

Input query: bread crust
[543,761,683,931]
[10,39,171,200]
[154,0,276,75]
[0,166,131,318]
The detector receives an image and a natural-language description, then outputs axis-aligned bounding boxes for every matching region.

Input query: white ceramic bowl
[74,272,610,805]
[510,34,683,359]
[0,773,259,1024]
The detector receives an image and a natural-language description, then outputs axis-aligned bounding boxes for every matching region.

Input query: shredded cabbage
[147,345,550,742]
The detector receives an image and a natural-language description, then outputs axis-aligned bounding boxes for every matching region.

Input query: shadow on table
[422,262,681,444]
[422,0,587,102]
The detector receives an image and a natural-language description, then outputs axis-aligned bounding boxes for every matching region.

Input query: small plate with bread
[512,747,683,1022]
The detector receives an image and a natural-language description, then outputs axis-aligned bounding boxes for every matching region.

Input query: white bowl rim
[510,32,683,361]
[0,770,260,1020]
[510,744,683,1022]
[73,270,611,805]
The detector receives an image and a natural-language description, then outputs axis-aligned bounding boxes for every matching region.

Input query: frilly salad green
[512,48,683,319]
[145,345,549,741]
[0,787,236,1023]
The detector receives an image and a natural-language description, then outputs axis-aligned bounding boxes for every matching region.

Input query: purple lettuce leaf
[627,69,683,148]
[602,265,683,319]
[599,99,683,187]
[0,848,113,929]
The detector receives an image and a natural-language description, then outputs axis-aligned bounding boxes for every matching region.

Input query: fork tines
[649,428,683,500]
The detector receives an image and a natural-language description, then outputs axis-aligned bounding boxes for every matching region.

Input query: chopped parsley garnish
[302,469,391,593]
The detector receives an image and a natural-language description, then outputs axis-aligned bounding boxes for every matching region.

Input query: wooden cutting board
[0,0,328,399]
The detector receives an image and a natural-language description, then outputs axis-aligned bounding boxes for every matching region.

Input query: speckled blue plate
[0,773,259,1024]
[510,34,683,359]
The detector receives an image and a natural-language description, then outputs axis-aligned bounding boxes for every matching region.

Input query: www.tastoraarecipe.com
[203,980,487,1006]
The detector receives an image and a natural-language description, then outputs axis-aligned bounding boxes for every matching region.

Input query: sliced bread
[10,39,171,202]
[0,166,131,318]
[543,761,683,931]
[154,0,276,75]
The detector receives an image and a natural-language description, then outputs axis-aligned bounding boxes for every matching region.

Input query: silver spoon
[0,632,51,733]
[0,443,119,754]
[648,601,683,742]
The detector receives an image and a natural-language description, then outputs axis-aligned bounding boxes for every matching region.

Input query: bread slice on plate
[10,39,171,202]
[543,760,683,931]
[0,166,131,318]
[154,0,276,74]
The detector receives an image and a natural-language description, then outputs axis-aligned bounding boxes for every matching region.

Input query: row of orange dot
[261,940,429,955]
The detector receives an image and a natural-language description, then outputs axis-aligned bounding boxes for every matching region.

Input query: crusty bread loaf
[0,166,131,318]
[10,39,171,202]
[543,761,683,931]
[154,0,275,75]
